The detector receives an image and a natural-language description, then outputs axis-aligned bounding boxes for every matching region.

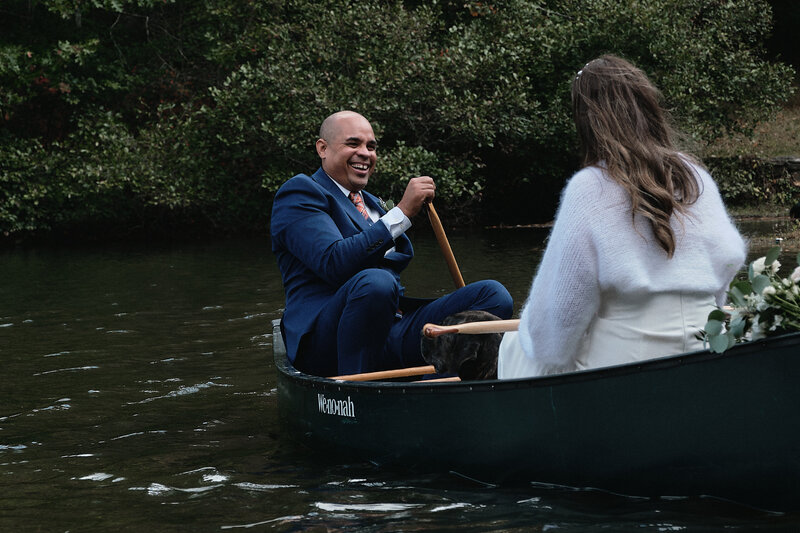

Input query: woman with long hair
[499,55,746,378]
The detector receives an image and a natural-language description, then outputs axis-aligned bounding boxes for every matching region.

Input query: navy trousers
[297,268,513,377]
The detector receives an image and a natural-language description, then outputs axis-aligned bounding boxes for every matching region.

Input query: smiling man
[270,111,512,377]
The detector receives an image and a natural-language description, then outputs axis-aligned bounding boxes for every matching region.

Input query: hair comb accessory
[575,62,590,81]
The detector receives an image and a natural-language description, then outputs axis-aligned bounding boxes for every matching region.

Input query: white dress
[499,292,716,378]
[499,162,746,379]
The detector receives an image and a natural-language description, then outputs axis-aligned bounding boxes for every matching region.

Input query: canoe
[272,319,800,510]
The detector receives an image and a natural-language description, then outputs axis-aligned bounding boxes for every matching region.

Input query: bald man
[270,111,512,377]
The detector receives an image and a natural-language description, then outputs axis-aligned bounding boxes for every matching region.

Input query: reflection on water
[1,229,798,531]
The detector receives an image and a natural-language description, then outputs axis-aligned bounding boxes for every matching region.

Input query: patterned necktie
[349,192,370,221]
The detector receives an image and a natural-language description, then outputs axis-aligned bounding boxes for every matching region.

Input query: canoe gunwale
[271,318,800,393]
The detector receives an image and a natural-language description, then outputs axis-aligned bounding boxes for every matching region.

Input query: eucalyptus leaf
[751,274,772,295]
[731,280,752,294]
[748,262,755,282]
[765,246,781,266]
[729,316,747,337]
[729,286,748,307]
[707,309,727,322]
[705,319,723,336]
[709,333,731,353]
[727,333,737,350]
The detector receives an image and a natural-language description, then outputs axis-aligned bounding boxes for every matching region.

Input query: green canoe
[273,319,800,510]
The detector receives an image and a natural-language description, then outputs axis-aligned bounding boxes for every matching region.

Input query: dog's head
[420,310,501,380]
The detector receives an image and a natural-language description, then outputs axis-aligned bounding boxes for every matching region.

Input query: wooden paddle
[330,365,436,381]
[415,376,461,383]
[423,319,520,338]
[426,202,466,289]
[329,319,518,382]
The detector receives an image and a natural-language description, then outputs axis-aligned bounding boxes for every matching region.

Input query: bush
[192,0,796,222]
[0,0,795,239]
[707,156,798,207]
[0,135,54,235]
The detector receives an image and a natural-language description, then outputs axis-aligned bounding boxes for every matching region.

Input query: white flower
[753,257,781,276]
[752,257,766,275]
[751,317,765,340]
[746,293,769,311]
[743,294,760,311]
[713,249,800,349]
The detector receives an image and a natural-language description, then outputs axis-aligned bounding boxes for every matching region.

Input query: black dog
[420,310,502,380]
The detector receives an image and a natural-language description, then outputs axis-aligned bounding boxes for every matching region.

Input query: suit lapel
[311,168,382,231]
[362,191,386,217]
[311,168,413,268]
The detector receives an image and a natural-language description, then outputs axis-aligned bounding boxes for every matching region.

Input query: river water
[2,222,799,532]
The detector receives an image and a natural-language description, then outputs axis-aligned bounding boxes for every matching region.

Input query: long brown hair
[571,54,700,257]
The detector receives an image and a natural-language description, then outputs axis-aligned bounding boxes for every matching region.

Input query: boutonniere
[378,197,395,211]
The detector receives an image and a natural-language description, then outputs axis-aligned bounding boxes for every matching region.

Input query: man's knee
[470,279,513,319]
[349,268,400,303]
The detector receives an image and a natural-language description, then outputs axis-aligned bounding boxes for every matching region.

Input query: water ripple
[229,312,270,322]
[314,502,425,512]
[233,482,299,491]
[150,357,188,364]
[28,398,71,413]
[78,473,115,481]
[0,444,27,451]
[430,502,473,513]
[130,381,231,404]
[220,515,304,530]
[108,430,167,442]
[176,466,230,483]
[44,350,71,358]
[129,482,223,496]
[73,472,126,483]
[34,366,99,376]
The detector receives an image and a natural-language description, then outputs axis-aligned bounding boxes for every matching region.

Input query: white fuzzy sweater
[515,162,746,373]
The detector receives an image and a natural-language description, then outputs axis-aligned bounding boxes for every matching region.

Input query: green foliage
[372,142,481,208]
[0,108,266,237]
[706,156,798,206]
[704,247,800,353]
[0,135,53,235]
[0,0,795,240]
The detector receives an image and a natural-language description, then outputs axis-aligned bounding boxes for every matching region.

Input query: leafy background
[0,0,795,241]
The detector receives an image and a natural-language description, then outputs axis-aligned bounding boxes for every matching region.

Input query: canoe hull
[273,321,800,508]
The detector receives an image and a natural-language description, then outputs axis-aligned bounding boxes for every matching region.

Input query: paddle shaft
[330,365,436,382]
[423,319,520,338]
[426,202,466,289]
[416,376,461,383]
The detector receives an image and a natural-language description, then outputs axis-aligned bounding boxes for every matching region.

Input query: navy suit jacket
[270,168,415,362]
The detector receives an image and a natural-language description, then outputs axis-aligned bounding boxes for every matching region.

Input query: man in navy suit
[271,111,512,377]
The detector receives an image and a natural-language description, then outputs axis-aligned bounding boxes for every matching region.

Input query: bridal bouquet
[704,247,800,353]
